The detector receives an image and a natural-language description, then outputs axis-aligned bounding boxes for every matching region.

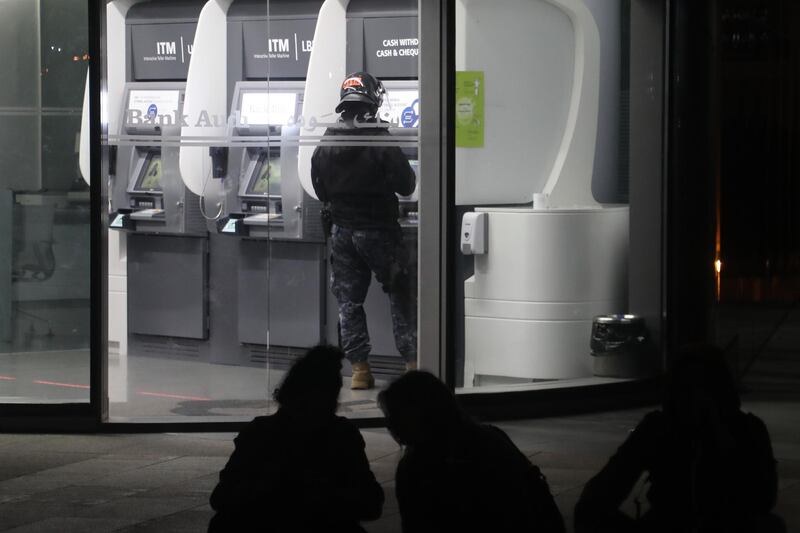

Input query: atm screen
[240,92,297,126]
[247,150,281,196]
[127,90,180,125]
[135,153,163,191]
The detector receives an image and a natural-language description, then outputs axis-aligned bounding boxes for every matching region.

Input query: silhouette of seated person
[575,344,784,533]
[378,370,565,533]
[208,345,384,533]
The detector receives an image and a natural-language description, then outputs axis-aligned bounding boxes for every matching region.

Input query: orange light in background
[715,259,722,274]
[715,258,722,302]
[73,56,80,62]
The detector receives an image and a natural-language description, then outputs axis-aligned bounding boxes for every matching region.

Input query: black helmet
[335,72,385,113]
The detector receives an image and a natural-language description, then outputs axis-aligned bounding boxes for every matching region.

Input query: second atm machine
[109,1,208,352]
[218,0,326,365]
[325,0,420,375]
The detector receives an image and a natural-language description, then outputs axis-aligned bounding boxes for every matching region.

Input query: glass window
[453,0,664,393]
[0,0,91,403]
[101,0,421,421]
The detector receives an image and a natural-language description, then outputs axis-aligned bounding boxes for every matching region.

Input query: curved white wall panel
[179,0,233,199]
[455,0,575,206]
[541,0,601,207]
[79,0,145,186]
[79,69,90,185]
[455,0,617,208]
[298,0,350,200]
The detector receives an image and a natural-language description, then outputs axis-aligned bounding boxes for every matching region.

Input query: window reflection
[0,0,90,403]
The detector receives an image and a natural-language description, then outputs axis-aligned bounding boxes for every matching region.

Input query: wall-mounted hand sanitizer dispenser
[460,211,486,255]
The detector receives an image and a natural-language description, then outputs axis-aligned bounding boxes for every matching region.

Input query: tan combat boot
[405,360,417,372]
[351,361,375,390]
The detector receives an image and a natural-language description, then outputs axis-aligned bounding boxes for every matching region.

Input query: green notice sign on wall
[455,71,484,148]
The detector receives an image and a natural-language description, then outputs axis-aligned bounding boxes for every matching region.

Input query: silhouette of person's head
[378,371,469,447]
[664,343,741,431]
[273,345,344,419]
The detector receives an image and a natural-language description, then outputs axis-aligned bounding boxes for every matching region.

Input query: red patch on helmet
[342,77,365,90]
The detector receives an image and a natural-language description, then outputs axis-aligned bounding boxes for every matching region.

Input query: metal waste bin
[590,314,648,378]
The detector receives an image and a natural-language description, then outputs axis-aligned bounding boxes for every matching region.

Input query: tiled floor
[0,351,390,419]
[0,351,634,420]
[0,390,797,532]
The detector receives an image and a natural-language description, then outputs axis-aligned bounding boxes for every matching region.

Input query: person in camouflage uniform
[311,72,417,390]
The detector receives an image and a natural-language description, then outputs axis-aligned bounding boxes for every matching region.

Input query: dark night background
[675,0,800,395]
[718,0,800,302]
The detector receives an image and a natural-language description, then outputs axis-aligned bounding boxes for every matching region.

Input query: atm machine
[108,1,209,354]
[327,0,421,377]
[181,0,325,367]
[222,1,327,363]
[281,0,420,377]
[218,0,324,246]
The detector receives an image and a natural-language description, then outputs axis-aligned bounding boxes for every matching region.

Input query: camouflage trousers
[329,224,417,363]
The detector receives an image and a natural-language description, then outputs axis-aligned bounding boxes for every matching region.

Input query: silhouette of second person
[208,345,383,533]
[379,371,565,533]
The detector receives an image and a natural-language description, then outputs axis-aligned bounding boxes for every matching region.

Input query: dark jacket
[395,423,564,533]
[311,120,415,229]
[208,410,384,533]
[575,410,778,533]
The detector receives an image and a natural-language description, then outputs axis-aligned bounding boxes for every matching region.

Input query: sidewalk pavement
[0,393,797,532]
